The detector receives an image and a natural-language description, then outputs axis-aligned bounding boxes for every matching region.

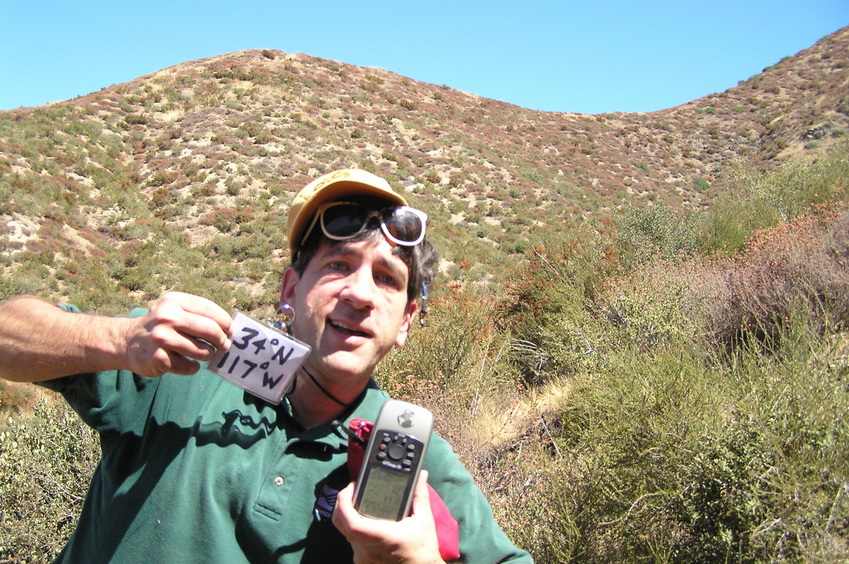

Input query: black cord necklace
[301,366,355,409]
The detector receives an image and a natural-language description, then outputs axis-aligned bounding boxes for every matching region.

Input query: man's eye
[377,274,402,289]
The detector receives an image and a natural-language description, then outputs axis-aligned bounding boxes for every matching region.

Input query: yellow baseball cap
[286,169,408,253]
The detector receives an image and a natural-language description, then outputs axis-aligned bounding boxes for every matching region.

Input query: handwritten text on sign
[208,311,311,404]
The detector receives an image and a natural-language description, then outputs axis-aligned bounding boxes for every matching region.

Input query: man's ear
[394,301,418,348]
[280,267,300,308]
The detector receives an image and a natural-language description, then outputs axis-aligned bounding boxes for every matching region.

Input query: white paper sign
[208,311,311,404]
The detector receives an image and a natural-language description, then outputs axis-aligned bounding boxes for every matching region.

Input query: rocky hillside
[1,26,847,311]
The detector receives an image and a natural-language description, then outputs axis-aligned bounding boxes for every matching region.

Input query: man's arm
[0,293,232,382]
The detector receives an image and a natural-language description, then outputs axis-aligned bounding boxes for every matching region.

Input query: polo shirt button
[274,476,284,487]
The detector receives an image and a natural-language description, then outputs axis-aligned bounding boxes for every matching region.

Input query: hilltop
[1,26,847,311]
[3,25,849,563]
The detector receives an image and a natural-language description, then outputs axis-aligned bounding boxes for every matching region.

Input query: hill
[2,26,849,563]
[1,26,848,312]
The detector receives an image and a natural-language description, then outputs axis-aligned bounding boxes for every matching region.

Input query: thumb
[410,470,433,518]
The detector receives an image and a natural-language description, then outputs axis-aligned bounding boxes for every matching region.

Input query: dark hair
[290,204,437,303]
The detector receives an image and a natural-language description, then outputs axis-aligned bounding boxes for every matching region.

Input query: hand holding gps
[353,400,434,521]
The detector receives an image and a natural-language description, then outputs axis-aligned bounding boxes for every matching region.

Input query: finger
[145,319,218,362]
[337,480,356,510]
[332,481,358,533]
[169,293,233,347]
[163,349,202,376]
[170,292,233,333]
[151,293,232,351]
[410,470,433,518]
[173,330,227,361]
[141,346,201,378]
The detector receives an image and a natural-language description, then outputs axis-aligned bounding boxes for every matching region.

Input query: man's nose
[340,266,377,309]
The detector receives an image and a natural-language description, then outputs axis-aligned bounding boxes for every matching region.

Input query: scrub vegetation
[2,26,849,562]
[380,149,849,562]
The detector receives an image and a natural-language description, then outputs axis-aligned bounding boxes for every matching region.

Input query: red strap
[347,419,460,561]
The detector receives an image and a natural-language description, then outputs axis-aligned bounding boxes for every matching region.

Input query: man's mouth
[328,319,370,338]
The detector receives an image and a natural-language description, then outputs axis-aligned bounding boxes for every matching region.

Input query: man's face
[280,237,417,388]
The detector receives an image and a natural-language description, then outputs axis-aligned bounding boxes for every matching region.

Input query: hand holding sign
[126,292,233,378]
[208,311,311,404]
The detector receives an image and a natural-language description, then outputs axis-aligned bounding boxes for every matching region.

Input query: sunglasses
[301,201,428,247]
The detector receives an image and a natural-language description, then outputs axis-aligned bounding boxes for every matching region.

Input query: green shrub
[699,142,849,255]
[377,287,509,404]
[494,225,621,382]
[375,286,522,458]
[124,113,148,125]
[692,177,710,191]
[617,205,698,264]
[697,195,783,254]
[495,306,849,562]
[0,399,99,562]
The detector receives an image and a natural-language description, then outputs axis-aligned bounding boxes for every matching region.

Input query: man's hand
[123,292,232,377]
[0,292,232,382]
[332,471,445,564]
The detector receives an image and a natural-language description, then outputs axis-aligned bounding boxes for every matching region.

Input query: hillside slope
[1,26,847,311]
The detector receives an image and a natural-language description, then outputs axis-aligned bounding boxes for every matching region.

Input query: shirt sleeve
[424,434,533,563]
[36,305,160,436]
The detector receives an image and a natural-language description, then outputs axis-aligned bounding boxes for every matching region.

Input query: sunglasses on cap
[300,201,428,248]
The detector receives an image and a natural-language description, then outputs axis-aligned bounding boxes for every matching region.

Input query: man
[0,169,532,563]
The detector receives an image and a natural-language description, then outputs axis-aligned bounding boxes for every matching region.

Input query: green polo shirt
[40,308,531,563]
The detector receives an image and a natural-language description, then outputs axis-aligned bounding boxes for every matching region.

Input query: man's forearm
[0,296,129,382]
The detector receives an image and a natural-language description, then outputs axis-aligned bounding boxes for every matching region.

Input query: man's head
[281,169,437,385]
[286,169,436,303]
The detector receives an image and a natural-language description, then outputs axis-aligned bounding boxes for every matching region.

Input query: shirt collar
[282,380,389,449]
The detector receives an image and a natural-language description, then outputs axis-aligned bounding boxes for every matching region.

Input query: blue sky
[2,1,847,114]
